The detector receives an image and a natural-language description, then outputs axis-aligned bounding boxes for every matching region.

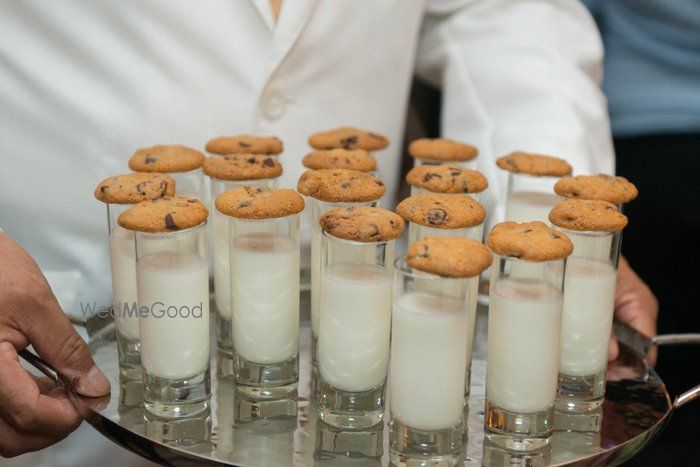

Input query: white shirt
[0,0,613,310]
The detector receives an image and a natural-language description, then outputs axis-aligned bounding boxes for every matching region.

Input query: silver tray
[77,295,695,466]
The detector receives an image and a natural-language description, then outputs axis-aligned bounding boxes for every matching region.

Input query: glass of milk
[135,222,211,418]
[504,172,564,224]
[105,203,141,380]
[310,199,379,384]
[485,254,566,451]
[389,258,475,465]
[228,212,301,400]
[555,228,622,414]
[317,230,394,429]
[210,177,277,373]
[405,207,484,409]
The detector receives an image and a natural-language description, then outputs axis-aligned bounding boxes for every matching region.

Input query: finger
[19,291,110,397]
[0,343,82,437]
[608,335,619,362]
[0,234,110,397]
[0,417,70,458]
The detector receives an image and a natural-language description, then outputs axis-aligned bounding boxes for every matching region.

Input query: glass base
[117,331,141,381]
[234,353,299,394]
[144,408,212,447]
[553,407,603,433]
[314,419,383,460]
[143,367,211,418]
[389,418,462,466]
[482,437,551,466]
[485,400,553,451]
[318,378,385,429]
[118,373,144,408]
[234,386,298,423]
[216,347,234,379]
[555,370,605,414]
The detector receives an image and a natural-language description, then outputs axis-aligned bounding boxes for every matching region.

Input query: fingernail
[76,365,111,397]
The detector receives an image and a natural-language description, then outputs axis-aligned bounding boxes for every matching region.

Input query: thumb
[22,290,110,397]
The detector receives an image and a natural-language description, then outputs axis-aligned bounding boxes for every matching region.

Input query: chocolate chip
[369,223,380,237]
[376,180,384,186]
[263,157,275,167]
[145,155,157,164]
[100,186,108,193]
[341,182,351,189]
[247,157,256,164]
[450,170,461,177]
[549,232,561,239]
[323,221,339,230]
[417,244,429,258]
[426,208,447,226]
[239,141,252,148]
[522,229,533,233]
[462,182,470,193]
[423,173,442,182]
[136,181,147,195]
[164,213,178,230]
[238,201,252,208]
[340,136,358,149]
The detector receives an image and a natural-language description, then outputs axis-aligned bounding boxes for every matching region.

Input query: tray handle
[651,334,700,409]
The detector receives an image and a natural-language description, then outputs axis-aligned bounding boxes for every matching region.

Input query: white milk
[487,280,562,413]
[505,191,561,224]
[559,258,617,376]
[318,263,392,392]
[109,225,139,340]
[137,252,210,379]
[390,292,468,430]
[311,232,375,337]
[230,233,299,364]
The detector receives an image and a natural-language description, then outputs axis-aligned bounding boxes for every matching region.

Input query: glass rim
[134,220,208,238]
[555,225,620,237]
[393,256,468,282]
[209,175,281,183]
[491,252,567,264]
[506,171,566,180]
[228,213,299,223]
[321,228,392,246]
[312,198,379,207]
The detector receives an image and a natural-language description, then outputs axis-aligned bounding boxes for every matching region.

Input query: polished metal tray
[79,297,687,466]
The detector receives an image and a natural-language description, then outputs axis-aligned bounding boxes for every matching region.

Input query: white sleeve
[416,0,615,222]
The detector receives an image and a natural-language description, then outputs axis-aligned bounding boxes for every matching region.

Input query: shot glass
[211,177,277,366]
[135,222,211,418]
[229,213,300,399]
[106,203,141,379]
[504,172,563,224]
[555,228,622,414]
[485,254,566,450]
[403,197,484,404]
[389,258,473,466]
[317,231,394,429]
[310,199,378,375]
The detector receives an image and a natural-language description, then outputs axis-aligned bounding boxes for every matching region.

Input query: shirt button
[261,88,286,120]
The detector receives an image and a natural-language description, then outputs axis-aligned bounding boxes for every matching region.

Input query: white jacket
[0,0,613,309]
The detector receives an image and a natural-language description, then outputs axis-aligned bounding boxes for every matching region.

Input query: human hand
[609,256,659,365]
[0,232,110,457]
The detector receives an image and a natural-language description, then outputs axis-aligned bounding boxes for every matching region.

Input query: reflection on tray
[87,310,672,466]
